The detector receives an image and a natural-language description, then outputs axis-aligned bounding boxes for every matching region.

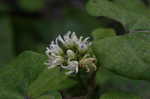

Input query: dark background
[0,0,101,66]
[0,0,149,65]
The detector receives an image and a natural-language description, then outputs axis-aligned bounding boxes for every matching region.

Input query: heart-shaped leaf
[28,68,77,98]
[93,32,150,80]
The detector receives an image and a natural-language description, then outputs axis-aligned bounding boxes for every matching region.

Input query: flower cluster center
[45,31,96,75]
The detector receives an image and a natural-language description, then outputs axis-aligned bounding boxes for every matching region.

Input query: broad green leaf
[0,51,47,94]
[37,91,62,99]
[96,69,116,86]
[93,32,150,80]
[96,69,150,98]
[100,91,141,99]
[92,28,116,40]
[28,68,77,98]
[0,16,14,66]
[18,0,45,11]
[86,0,150,31]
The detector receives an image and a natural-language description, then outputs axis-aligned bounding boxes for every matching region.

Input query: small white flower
[45,31,96,75]
[58,31,73,47]
[45,55,64,69]
[61,61,79,75]
[47,40,63,55]
[76,37,91,53]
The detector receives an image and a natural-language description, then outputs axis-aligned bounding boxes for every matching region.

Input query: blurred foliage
[18,0,45,11]
[100,91,141,99]
[37,93,62,99]
[0,3,10,12]
[0,16,14,66]
[0,90,23,99]
[0,0,102,65]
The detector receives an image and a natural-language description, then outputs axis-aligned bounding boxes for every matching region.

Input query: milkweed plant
[43,31,98,98]
[0,29,148,99]
[0,0,149,98]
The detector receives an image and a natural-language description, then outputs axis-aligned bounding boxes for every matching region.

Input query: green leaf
[96,69,142,89]
[100,91,141,99]
[0,51,75,98]
[0,89,23,99]
[0,16,14,66]
[96,69,115,86]
[37,91,62,99]
[0,51,47,94]
[28,68,77,98]
[18,0,45,11]
[96,69,150,98]
[92,28,116,40]
[93,32,150,80]
[86,0,150,31]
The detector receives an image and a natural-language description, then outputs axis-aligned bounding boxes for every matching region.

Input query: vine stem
[86,72,96,99]
[78,73,87,90]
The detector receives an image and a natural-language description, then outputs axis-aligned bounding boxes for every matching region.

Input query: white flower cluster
[45,31,96,75]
